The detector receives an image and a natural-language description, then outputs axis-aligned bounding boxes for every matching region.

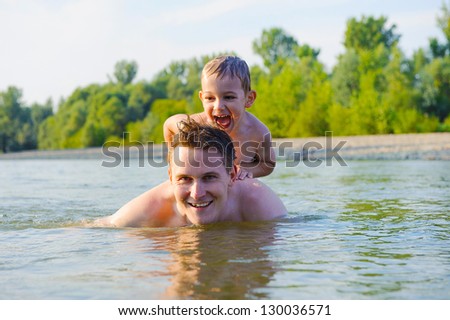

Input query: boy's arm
[163,114,189,143]
[239,131,276,178]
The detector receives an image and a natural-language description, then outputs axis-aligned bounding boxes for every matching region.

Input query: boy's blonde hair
[202,56,251,92]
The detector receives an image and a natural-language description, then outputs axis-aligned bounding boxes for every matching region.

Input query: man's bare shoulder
[233,178,287,221]
[141,180,175,203]
[97,181,180,228]
[235,178,270,197]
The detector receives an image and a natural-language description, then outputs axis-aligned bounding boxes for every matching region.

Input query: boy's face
[169,146,236,225]
[199,74,255,134]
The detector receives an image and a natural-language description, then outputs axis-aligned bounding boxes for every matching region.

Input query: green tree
[344,16,400,52]
[251,60,301,137]
[296,44,320,60]
[330,16,411,135]
[331,49,360,106]
[38,117,59,149]
[97,96,127,140]
[0,87,24,152]
[417,56,450,121]
[251,27,324,137]
[411,3,450,122]
[380,47,411,133]
[126,81,161,122]
[81,120,105,147]
[25,100,53,149]
[252,56,329,137]
[349,71,384,135]
[429,1,450,58]
[0,87,53,152]
[288,70,332,137]
[31,100,53,127]
[252,27,299,70]
[142,99,189,143]
[112,60,138,85]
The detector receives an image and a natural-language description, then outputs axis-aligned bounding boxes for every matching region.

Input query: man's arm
[94,181,177,228]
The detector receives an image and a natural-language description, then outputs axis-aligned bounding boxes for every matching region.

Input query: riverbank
[275,132,450,161]
[1,132,449,161]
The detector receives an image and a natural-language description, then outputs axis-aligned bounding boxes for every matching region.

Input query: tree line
[1,4,449,153]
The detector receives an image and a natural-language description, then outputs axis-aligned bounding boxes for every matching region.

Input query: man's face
[169,146,235,225]
[199,74,254,133]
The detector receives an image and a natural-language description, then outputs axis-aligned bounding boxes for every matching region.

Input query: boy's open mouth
[214,115,231,129]
[188,201,212,208]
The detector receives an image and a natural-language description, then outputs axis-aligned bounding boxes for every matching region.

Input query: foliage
[251,56,330,137]
[252,27,300,70]
[331,49,360,106]
[1,8,450,153]
[111,60,138,85]
[0,87,53,152]
[344,16,400,52]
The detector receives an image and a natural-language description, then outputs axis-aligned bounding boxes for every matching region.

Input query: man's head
[202,55,251,93]
[169,118,235,173]
[168,119,237,225]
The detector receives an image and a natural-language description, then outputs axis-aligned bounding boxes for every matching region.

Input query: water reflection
[340,199,412,223]
[128,222,278,299]
[2,160,449,299]
[335,198,450,298]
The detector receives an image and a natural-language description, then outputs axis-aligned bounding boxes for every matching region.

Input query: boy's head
[199,56,257,132]
[202,56,251,93]
[169,118,236,173]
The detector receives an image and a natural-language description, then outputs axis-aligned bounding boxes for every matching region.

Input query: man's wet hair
[202,55,251,92]
[170,118,236,172]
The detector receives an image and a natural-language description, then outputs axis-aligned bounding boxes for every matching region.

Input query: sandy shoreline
[1,132,449,161]
[274,132,450,161]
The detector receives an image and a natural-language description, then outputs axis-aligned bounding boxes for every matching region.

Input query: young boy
[164,55,275,179]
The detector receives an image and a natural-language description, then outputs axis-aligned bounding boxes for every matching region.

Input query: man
[96,119,286,227]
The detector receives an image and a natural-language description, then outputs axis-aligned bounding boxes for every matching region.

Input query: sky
[0,0,447,106]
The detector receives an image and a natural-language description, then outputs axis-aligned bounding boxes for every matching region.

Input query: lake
[0,158,449,299]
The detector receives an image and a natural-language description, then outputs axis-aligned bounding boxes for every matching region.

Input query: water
[0,159,449,299]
